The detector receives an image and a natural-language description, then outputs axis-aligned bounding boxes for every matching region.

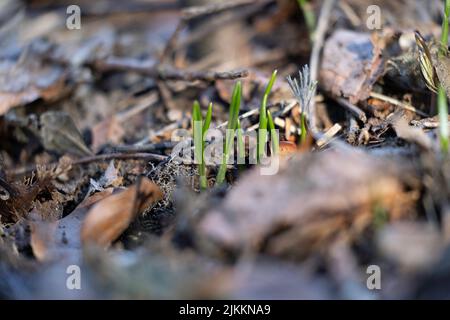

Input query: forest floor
[1,0,450,299]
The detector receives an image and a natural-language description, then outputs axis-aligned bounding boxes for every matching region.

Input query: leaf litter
[1,0,450,300]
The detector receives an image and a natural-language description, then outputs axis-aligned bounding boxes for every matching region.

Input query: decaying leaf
[197,146,417,259]
[0,171,53,224]
[0,57,68,116]
[90,161,123,192]
[30,188,114,261]
[320,30,384,104]
[390,112,433,150]
[81,177,163,247]
[39,111,93,157]
[279,141,297,157]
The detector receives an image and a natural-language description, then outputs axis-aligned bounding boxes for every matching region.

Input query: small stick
[369,91,429,117]
[182,0,260,20]
[161,0,272,60]
[338,1,362,27]
[316,123,342,148]
[93,57,249,82]
[113,142,177,153]
[174,2,269,53]
[7,153,168,177]
[217,100,297,129]
[335,97,367,123]
[160,20,186,62]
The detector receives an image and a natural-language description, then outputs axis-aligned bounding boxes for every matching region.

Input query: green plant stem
[300,112,307,144]
[203,102,213,133]
[438,86,449,153]
[236,119,245,171]
[216,81,241,185]
[192,101,207,190]
[258,70,277,163]
[439,0,450,154]
[441,0,450,57]
[267,110,279,156]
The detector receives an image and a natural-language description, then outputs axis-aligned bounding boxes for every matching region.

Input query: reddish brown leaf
[81,177,163,247]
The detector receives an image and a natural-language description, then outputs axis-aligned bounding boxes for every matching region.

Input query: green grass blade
[192,101,206,189]
[264,70,278,98]
[228,81,241,130]
[258,70,277,162]
[441,0,450,57]
[192,100,203,153]
[200,102,213,190]
[438,86,449,153]
[203,102,213,134]
[267,110,279,156]
[236,119,245,161]
[192,100,202,122]
[199,161,207,190]
[438,0,450,155]
[216,81,242,185]
[259,70,277,130]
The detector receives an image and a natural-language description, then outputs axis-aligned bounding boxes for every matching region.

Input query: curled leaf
[81,177,162,247]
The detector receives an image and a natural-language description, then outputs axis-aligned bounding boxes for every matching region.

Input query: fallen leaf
[30,188,114,261]
[39,111,93,157]
[90,161,123,192]
[81,177,163,247]
[279,141,297,157]
[0,57,68,115]
[390,113,433,150]
[320,30,384,104]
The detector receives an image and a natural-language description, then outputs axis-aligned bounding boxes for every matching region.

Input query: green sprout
[258,70,278,163]
[216,81,242,186]
[438,0,450,154]
[193,74,279,188]
[267,110,279,156]
[192,101,212,190]
[297,0,316,42]
[236,118,245,169]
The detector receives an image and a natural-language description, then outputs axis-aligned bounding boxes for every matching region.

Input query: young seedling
[215,81,242,186]
[236,119,245,168]
[258,70,278,163]
[287,65,317,145]
[438,0,450,154]
[192,101,212,190]
[267,110,279,156]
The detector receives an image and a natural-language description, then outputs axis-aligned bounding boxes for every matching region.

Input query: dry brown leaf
[102,160,123,188]
[30,188,114,261]
[0,59,68,115]
[279,141,297,157]
[390,114,433,150]
[81,177,163,247]
[320,30,384,104]
[39,111,93,157]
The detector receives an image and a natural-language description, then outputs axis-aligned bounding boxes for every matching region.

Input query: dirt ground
[1,0,450,299]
